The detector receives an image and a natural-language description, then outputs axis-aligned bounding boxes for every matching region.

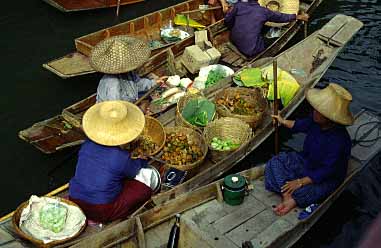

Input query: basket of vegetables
[215,87,268,129]
[160,126,208,171]
[204,117,252,162]
[176,93,216,133]
[129,116,166,158]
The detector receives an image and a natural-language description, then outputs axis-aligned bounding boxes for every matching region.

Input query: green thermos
[222,174,247,206]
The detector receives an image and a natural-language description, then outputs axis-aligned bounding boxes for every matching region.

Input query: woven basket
[162,126,208,171]
[175,93,215,133]
[204,117,252,163]
[141,116,166,156]
[215,87,268,129]
[12,197,87,248]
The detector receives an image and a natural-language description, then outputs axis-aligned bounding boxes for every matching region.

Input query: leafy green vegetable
[181,99,215,126]
[205,68,227,88]
[39,203,68,233]
[210,137,240,151]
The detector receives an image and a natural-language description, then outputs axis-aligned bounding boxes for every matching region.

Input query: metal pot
[222,174,247,206]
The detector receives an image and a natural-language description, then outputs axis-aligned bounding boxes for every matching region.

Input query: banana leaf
[181,98,215,126]
[236,68,267,87]
[174,14,206,29]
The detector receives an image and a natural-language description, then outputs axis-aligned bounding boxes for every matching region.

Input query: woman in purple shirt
[265,83,354,216]
[69,100,152,222]
[224,0,309,57]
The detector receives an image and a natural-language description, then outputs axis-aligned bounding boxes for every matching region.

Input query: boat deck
[143,110,381,248]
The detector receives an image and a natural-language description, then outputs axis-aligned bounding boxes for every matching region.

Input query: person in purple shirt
[69,100,152,222]
[224,0,309,57]
[265,83,354,216]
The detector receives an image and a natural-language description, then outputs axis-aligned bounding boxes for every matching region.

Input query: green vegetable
[205,68,227,88]
[39,203,68,233]
[210,137,240,151]
[181,99,215,127]
[63,121,72,129]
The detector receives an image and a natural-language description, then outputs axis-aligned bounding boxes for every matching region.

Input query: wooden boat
[43,0,321,79]
[42,0,144,12]
[25,0,323,154]
[1,15,363,247]
[63,110,381,248]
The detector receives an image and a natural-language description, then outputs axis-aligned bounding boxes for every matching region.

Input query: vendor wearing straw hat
[224,0,309,57]
[90,35,168,103]
[69,100,152,222]
[265,83,354,216]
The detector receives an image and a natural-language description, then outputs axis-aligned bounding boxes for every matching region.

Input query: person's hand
[156,76,169,84]
[281,179,303,194]
[296,13,309,22]
[271,114,285,126]
[208,0,217,5]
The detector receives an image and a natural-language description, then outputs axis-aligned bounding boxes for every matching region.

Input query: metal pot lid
[223,174,246,190]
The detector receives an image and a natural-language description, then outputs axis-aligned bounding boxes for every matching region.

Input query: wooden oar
[116,0,121,17]
[273,60,279,155]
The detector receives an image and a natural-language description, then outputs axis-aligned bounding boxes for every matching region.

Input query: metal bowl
[147,165,161,193]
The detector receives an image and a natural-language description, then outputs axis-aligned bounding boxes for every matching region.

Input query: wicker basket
[12,197,87,248]
[204,117,252,163]
[175,93,215,133]
[141,116,166,156]
[161,126,208,171]
[215,87,268,129]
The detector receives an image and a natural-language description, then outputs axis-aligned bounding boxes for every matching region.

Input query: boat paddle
[273,60,279,155]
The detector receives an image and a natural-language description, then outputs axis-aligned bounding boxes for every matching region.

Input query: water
[1,0,380,246]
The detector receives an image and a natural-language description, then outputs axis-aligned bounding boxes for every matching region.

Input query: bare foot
[274,197,297,216]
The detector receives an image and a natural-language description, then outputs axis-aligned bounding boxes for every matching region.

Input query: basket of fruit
[175,93,216,133]
[160,126,208,171]
[204,117,252,162]
[129,116,166,158]
[215,87,268,129]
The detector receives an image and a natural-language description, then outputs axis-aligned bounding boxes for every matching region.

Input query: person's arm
[272,114,295,129]
[265,8,309,23]
[281,176,313,194]
[121,151,148,178]
[224,5,237,28]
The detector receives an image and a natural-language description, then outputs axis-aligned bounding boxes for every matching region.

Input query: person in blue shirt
[265,83,354,216]
[89,35,167,104]
[69,100,152,222]
[224,0,309,58]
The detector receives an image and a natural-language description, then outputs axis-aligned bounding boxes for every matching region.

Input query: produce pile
[161,132,203,166]
[205,68,227,88]
[130,135,159,158]
[216,93,260,115]
[39,203,68,233]
[210,137,240,151]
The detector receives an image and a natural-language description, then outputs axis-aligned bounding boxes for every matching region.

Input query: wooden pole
[304,21,308,38]
[273,60,279,155]
[116,0,121,17]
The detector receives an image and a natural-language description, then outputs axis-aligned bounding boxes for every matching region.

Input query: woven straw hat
[306,83,354,125]
[258,0,299,27]
[89,35,151,74]
[83,100,145,146]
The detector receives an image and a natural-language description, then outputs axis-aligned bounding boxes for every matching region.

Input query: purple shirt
[224,0,296,57]
[292,116,351,184]
[69,140,147,204]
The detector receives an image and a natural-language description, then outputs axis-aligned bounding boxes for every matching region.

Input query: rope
[352,121,381,147]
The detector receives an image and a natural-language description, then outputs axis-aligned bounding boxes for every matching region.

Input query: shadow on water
[1,0,380,246]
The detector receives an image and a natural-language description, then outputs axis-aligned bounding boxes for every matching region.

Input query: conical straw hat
[306,83,354,125]
[83,100,145,146]
[258,0,299,27]
[90,35,151,74]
